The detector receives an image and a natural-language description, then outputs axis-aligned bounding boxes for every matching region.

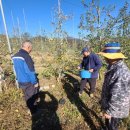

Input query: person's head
[22,40,32,53]
[98,42,127,65]
[104,58,122,65]
[81,45,91,57]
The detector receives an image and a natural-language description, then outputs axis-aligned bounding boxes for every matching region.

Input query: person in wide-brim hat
[98,42,127,59]
[99,42,130,130]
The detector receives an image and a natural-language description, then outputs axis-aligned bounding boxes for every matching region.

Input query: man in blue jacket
[78,46,102,97]
[12,40,39,115]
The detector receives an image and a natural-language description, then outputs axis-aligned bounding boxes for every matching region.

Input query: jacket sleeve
[106,76,128,117]
[79,61,84,69]
[80,58,85,68]
[93,55,102,71]
[24,55,37,85]
[24,62,37,85]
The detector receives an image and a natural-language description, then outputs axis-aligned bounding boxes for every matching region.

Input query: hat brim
[98,52,127,59]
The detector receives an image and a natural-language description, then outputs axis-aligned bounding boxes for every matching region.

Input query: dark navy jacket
[12,49,37,86]
[81,53,102,78]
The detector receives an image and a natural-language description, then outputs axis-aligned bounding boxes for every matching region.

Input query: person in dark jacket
[99,42,130,130]
[12,40,39,115]
[78,46,102,97]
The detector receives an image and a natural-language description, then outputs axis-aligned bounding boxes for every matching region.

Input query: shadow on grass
[62,73,105,130]
[32,91,62,130]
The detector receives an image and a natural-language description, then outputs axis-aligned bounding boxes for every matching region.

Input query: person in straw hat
[99,42,130,130]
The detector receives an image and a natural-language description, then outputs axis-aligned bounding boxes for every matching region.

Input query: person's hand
[34,83,39,88]
[89,69,94,73]
[77,66,81,70]
[104,113,111,119]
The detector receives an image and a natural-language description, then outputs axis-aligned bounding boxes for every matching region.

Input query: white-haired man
[12,40,39,115]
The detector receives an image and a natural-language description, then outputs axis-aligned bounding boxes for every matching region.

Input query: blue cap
[81,47,89,54]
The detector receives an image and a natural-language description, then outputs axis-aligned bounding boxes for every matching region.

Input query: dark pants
[79,78,96,94]
[20,83,39,115]
[105,117,121,130]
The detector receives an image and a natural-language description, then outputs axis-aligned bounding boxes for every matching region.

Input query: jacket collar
[19,49,29,54]
[84,53,93,58]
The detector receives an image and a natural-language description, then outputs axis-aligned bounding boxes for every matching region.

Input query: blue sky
[0,0,129,38]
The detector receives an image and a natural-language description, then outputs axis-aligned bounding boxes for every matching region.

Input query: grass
[0,88,31,130]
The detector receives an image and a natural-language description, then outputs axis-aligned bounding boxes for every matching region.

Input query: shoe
[90,93,94,98]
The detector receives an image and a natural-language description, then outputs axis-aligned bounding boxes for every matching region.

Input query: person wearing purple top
[78,45,102,97]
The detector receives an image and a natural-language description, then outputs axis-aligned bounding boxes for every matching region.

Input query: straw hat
[98,42,127,59]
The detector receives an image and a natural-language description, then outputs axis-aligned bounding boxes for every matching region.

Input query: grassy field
[0,51,130,130]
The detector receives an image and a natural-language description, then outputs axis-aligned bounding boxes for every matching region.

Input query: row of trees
[0,0,130,66]
[7,1,129,49]
[80,0,130,37]
[79,0,130,50]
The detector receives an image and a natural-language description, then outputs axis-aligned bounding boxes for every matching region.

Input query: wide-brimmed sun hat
[98,42,127,59]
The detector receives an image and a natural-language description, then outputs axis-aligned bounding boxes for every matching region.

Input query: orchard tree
[51,0,72,81]
[116,1,130,37]
[79,0,115,51]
